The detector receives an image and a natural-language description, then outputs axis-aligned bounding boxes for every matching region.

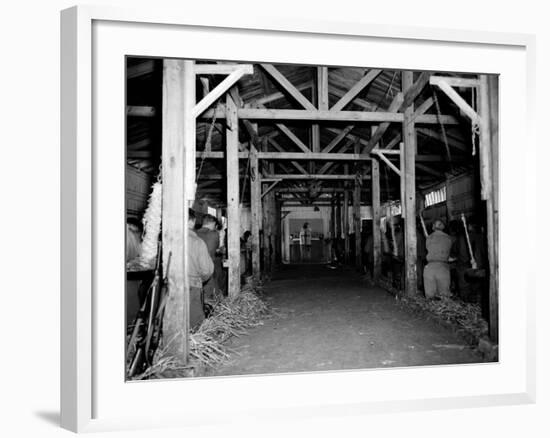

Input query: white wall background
[0,1,547,437]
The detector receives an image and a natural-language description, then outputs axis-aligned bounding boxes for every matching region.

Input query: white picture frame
[60,4,536,433]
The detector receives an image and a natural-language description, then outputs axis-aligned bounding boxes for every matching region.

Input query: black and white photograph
[125,59,499,380]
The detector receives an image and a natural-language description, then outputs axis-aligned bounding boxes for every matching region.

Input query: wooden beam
[312,67,328,172]
[199,77,210,99]
[479,74,498,342]
[371,152,382,281]
[194,64,254,75]
[255,81,314,106]
[401,72,430,110]
[259,152,372,161]
[250,145,261,281]
[319,138,355,174]
[161,59,190,364]
[244,108,404,122]
[413,97,434,120]
[364,72,431,154]
[431,76,480,124]
[318,67,329,110]
[193,66,253,118]
[127,59,155,79]
[260,64,316,110]
[226,94,241,297]
[127,105,156,117]
[362,93,404,153]
[343,175,350,263]
[430,76,480,88]
[383,134,402,150]
[322,125,355,153]
[488,74,499,344]
[201,107,460,124]
[275,123,310,153]
[261,179,282,198]
[353,141,362,270]
[263,174,371,180]
[372,150,401,176]
[331,69,382,112]
[268,138,308,174]
[402,71,418,296]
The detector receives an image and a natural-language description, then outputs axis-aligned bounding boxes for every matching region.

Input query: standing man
[423,218,454,300]
[299,222,312,261]
[188,210,214,328]
[196,214,220,305]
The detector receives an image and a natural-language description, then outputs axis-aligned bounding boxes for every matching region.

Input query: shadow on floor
[34,411,59,427]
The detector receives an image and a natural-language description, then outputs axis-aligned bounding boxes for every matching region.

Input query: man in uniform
[196,214,220,305]
[188,209,214,328]
[423,218,454,299]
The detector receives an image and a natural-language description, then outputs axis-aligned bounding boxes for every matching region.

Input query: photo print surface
[125,58,499,380]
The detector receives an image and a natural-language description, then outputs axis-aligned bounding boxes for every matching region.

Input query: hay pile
[399,294,488,343]
[135,287,269,379]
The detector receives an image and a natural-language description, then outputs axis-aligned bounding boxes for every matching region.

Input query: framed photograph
[61,4,536,433]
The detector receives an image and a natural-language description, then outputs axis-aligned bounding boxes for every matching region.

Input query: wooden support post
[343,166,350,263]
[250,145,261,281]
[226,94,241,297]
[161,59,192,363]
[354,142,362,270]
[371,126,382,281]
[311,67,329,173]
[372,157,382,281]
[336,192,342,239]
[330,196,336,240]
[274,199,282,265]
[479,74,499,342]
[402,71,418,296]
[262,189,275,275]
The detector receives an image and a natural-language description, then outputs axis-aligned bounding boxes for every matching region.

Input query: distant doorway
[288,219,325,263]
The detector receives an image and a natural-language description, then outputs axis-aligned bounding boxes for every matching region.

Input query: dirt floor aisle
[208,264,482,377]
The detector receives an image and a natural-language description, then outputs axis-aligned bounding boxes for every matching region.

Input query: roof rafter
[260,64,316,110]
[331,69,382,112]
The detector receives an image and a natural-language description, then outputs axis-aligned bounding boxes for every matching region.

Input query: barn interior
[125,58,499,378]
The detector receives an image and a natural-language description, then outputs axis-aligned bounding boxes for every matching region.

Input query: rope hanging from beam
[196,101,221,184]
[471,86,480,156]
